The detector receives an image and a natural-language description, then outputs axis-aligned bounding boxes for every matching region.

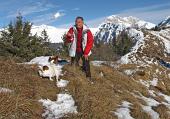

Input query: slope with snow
[119,30,169,65]
[114,101,134,119]
[158,16,170,28]
[115,16,170,66]
[95,15,155,43]
[31,24,98,43]
[31,25,68,43]
[27,56,77,119]
[39,93,77,119]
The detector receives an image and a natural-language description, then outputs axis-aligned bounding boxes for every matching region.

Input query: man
[66,16,94,82]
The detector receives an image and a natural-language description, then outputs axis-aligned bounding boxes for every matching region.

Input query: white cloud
[6,1,56,18]
[54,12,65,19]
[31,11,65,25]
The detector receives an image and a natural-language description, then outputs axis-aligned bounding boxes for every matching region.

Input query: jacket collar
[73,24,89,32]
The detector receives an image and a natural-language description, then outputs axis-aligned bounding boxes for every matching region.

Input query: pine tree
[41,29,49,43]
[0,14,55,61]
[113,30,134,56]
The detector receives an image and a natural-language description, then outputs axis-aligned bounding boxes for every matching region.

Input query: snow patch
[132,92,160,119]
[39,93,77,119]
[150,78,158,87]
[142,105,159,119]
[158,92,170,104]
[0,87,13,93]
[138,78,158,88]
[26,56,51,65]
[123,69,135,76]
[57,79,69,88]
[114,101,134,119]
[91,61,105,66]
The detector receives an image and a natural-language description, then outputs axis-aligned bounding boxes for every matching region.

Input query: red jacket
[66,27,94,56]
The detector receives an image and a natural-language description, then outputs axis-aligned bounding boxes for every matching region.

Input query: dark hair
[75,16,84,21]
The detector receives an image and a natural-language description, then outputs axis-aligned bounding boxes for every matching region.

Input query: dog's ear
[53,56,58,63]
[55,55,58,61]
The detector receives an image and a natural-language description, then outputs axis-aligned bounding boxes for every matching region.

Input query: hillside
[95,15,155,43]
[1,15,170,119]
[1,54,170,119]
[0,58,59,119]
[31,25,98,43]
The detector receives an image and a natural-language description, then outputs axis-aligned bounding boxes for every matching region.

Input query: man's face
[76,19,83,28]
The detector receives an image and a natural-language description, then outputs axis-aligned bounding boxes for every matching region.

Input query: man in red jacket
[66,16,94,82]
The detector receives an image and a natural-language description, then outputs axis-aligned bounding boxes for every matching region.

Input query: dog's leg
[55,75,59,82]
[49,77,53,81]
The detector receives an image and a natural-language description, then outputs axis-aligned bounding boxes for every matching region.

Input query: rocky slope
[95,15,155,43]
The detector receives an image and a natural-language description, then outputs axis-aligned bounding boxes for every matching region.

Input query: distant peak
[158,16,170,28]
[165,16,170,20]
[102,15,155,29]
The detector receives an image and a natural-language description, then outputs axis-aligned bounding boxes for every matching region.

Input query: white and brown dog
[38,56,62,81]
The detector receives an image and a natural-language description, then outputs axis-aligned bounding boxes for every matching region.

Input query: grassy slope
[61,64,152,119]
[0,59,59,119]
[1,58,170,119]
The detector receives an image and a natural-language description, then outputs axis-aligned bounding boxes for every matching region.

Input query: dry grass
[1,57,170,119]
[153,104,170,119]
[0,59,59,119]
[60,64,153,119]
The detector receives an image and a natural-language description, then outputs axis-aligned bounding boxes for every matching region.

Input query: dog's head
[48,56,58,64]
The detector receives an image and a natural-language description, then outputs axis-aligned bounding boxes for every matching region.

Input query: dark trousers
[71,52,91,77]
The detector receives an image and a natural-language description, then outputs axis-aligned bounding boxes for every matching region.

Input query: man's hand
[67,33,73,37]
[84,55,88,60]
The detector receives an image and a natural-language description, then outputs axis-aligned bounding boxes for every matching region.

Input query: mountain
[106,15,155,29]
[119,17,170,65]
[31,25,68,43]
[94,15,170,67]
[31,25,98,43]
[95,15,155,43]
[157,16,170,29]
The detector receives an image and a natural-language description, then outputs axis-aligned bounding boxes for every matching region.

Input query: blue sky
[0,0,170,28]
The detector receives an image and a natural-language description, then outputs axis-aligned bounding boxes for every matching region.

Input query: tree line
[0,14,55,61]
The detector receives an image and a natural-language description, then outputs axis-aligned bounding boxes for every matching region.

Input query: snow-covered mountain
[106,15,155,29]
[158,16,170,28]
[94,15,170,67]
[95,15,155,43]
[31,25,68,43]
[31,25,98,43]
[119,17,170,65]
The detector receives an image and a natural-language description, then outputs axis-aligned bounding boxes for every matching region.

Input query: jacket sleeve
[66,27,74,43]
[84,30,94,56]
